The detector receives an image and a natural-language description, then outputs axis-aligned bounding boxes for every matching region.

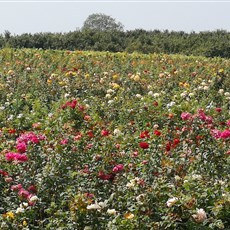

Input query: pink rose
[18,188,30,199]
[181,112,192,121]
[112,164,124,173]
[211,129,221,139]
[6,152,28,162]
[16,142,27,153]
[101,129,109,137]
[60,139,68,145]
[11,184,23,191]
[220,130,230,139]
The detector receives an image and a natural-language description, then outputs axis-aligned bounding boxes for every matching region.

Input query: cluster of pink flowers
[181,109,213,124]
[211,129,230,139]
[60,138,69,145]
[3,131,44,207]
[5,132,45,162]
[181,109,230,141]
[181,112,192,121]
[5,152,28,162]
[16,132,45,146]
[16,142,27,153]
[197,109,213,124]
[11,184,38,206]
[112,164,124,173]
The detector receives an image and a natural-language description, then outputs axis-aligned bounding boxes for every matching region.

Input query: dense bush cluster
[0,48,229,229]
[1,29,230,58]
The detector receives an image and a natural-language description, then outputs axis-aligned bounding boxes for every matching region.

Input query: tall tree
[82,13,124,32]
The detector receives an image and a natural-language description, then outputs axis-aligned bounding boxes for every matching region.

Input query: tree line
[1,29,230,58]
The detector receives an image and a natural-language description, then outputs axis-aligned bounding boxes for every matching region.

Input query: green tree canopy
[82,13,124,32]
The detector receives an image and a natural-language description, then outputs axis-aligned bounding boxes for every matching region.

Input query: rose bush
[0,48,229,229]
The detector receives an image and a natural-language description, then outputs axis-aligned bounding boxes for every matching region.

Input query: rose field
[0,48,229,229]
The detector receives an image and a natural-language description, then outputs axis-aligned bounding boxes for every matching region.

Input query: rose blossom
[101,129,109,137]
[192,208,207,223]
[11,184,23,191]
[5,152,28,162]
[211,129,222,139]
[166,197,178,207]
[16,142,27,153]
[139,142,149,149]
[112,164,124,173]
[18,188,30,199]
[220,129,230,139]
[181,112,192,121]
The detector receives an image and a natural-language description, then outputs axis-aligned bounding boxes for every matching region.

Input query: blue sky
[0,1,230,35]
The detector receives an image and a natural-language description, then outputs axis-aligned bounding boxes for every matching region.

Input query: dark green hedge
[1,29,230,58]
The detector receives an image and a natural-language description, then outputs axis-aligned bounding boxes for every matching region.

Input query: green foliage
[0,29,230,58]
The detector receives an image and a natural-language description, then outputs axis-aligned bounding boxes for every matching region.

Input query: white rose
[29,195,39,203]
[105,93,111,99]
[113,128,122,136]
[218,89,224,94]
[16,207,25,214]
[107,209,116,215]
[107,89,114,94]
[84,226,93,230]
[86,203,101,210]
[153,93,160,98]
[166,197,178,207]
[148,91,153,96]
[192,208,207,223]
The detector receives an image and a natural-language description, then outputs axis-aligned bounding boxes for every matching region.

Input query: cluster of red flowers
[101,129,110,137]
[165,139,180,152]
[98,164,124,181]
[0,169,8,177]
[61,99,78,109]
[139,128,162,150]
[139,142,149,149]
[61,99,85,111]
[140,131,150,139]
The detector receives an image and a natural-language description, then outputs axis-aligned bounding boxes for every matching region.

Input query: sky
[0,0,230,35]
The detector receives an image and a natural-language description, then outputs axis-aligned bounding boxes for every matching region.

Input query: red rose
[87,131,94,138]
[215,108,222,112]
[27,185,37,194]
[153,130,161,136]
[165,142,171,152]
[139,142,149,149]
[153,101,158,106]
[101,129,109,137]
[140,131,150,139]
